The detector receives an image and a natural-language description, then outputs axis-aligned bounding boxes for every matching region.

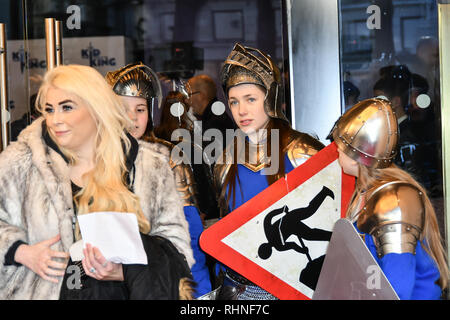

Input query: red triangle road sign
[200,142,355,299]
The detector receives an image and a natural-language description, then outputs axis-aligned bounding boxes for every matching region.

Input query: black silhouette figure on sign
[257,186,334,290]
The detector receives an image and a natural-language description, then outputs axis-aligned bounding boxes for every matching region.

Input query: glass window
[339,0,444,235]
[5,0,288,137]
[0,0,27,141]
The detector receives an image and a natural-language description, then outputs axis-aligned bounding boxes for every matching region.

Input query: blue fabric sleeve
[378,252,416,300]
[363,230,416,300]
[183,205,212,297]
[356,222,441,300]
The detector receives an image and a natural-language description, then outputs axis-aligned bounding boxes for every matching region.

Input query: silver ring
[102,262,108,268]
[90,267,96,274]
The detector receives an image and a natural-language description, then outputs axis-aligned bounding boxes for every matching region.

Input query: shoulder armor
[285,131,324,168]
[149,135,199,209]
[171,160,199,208]
[357,181,425,258]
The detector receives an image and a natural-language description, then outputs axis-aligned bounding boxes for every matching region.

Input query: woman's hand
[82,243,124,281]
[14,234,69,283]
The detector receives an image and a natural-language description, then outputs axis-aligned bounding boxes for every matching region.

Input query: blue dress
[183,205,212,298]
[354,223,442,300]
[227,156,294,209]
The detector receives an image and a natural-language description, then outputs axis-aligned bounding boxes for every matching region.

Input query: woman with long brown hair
[332,98,448,299]
[213,43,324,300]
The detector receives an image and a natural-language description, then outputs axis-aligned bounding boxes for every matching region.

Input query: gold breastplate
[214,129,324,216]
[242,138,271,172]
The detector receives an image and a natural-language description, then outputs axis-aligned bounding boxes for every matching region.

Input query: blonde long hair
[347,163,448,290]
[36,65,150,237]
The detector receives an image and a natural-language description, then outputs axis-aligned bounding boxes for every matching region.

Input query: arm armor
[285,131,324,168]
[170,159,199,208]
[152,136,199,209]
[357,181,425,258]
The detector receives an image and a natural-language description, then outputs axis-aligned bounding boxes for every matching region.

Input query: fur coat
[0,118,194,300]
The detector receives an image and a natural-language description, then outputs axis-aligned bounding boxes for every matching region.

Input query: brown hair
[218,118,293,214]
[152,91,193,142]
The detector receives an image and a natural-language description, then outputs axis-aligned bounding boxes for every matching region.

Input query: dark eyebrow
[44,100,75,108]
[229,94,255,100]
[59,99,74,105]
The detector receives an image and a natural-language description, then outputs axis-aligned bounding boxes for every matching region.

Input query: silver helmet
[105,62,162,110]
[331,98,399,169]
[220,43,287,122]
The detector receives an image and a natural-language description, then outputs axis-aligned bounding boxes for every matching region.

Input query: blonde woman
[0,64,194,300]
[331,98,448,299]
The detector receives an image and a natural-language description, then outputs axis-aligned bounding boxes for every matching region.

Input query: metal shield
[312,218,399,300]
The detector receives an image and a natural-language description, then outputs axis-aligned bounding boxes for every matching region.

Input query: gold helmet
[220,43,287,122]
[105,62,162,110]
[331,98,398,169]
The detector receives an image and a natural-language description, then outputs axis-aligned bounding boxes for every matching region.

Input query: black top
[199,98,236,142]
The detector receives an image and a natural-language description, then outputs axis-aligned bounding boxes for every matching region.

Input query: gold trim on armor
[285,138,318,168]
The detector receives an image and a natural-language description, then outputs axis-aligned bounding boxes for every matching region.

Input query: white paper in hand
[77,212,148,265]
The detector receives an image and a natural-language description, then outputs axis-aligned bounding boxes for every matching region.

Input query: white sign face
[221,159,342,299]
[7,36,129,121]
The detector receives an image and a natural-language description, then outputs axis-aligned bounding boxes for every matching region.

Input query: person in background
[187,74,236,150]
[106,63,212,298]
[0,64,194,300]
[343,81,360,111]
[330,98,448,300]
[10,94,40,141]
[153,90,220,223]
[372,66,440,195]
